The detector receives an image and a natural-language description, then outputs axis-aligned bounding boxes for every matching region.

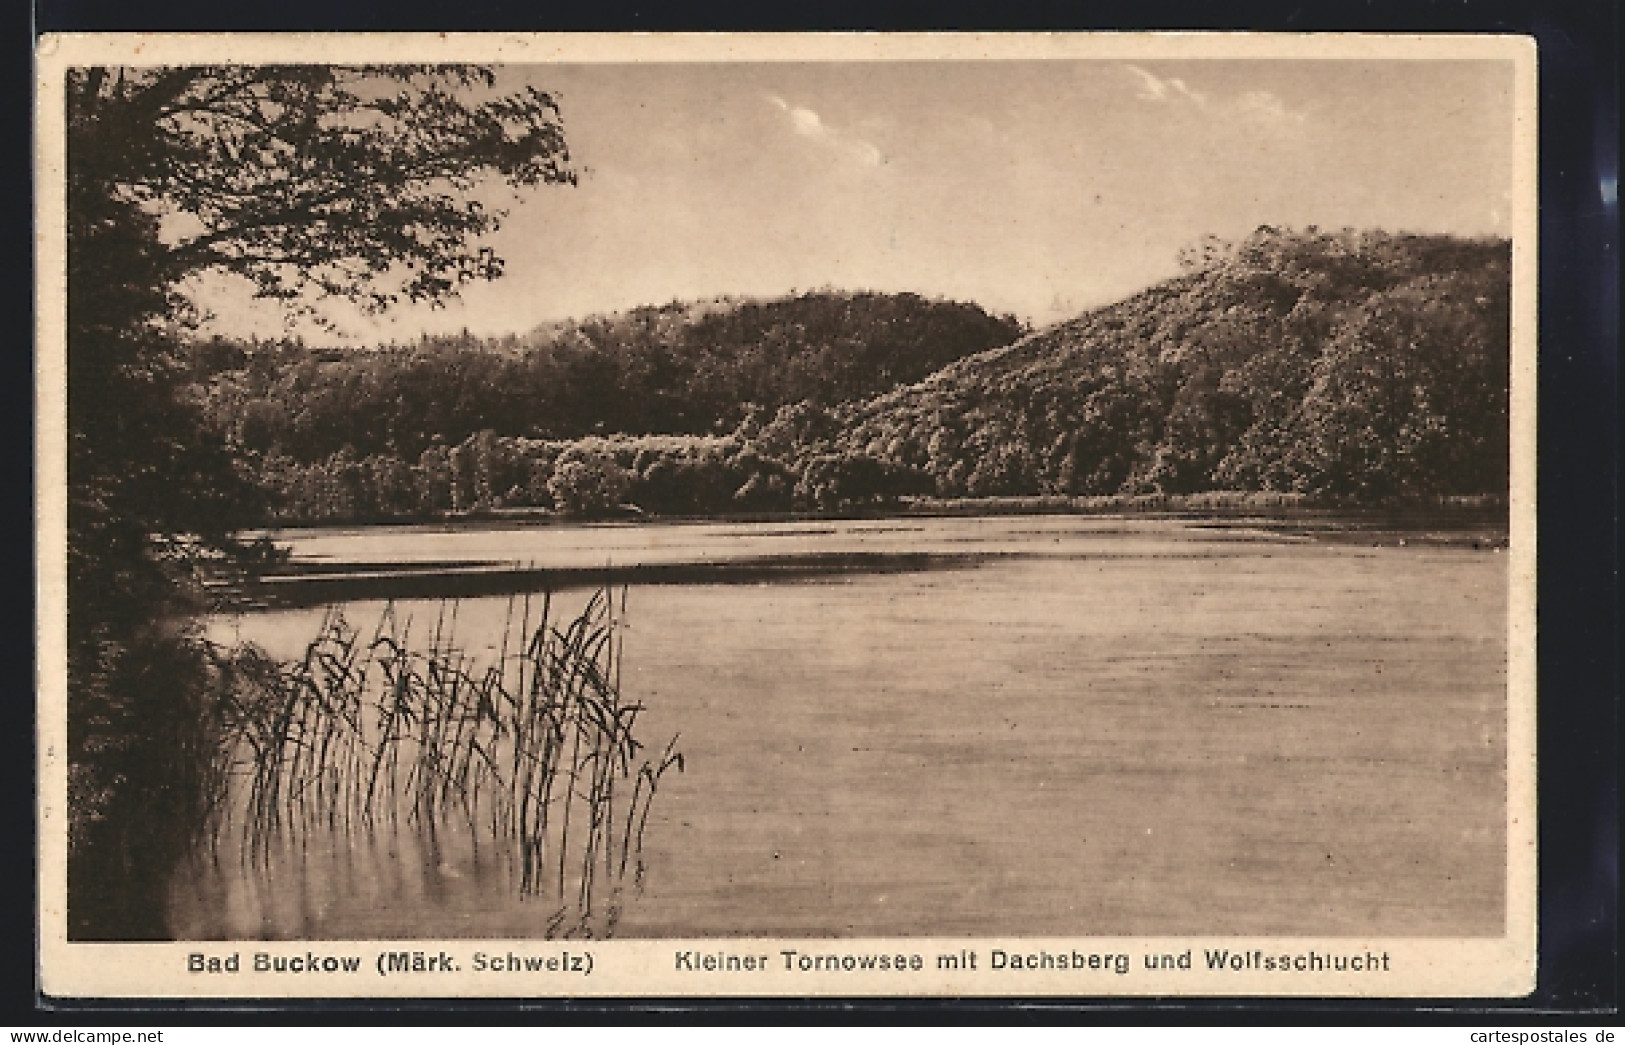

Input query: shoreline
[247,494,1509,539]
[220,506,1509,611]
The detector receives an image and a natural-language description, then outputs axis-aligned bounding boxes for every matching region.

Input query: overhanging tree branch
[70,64,576,319]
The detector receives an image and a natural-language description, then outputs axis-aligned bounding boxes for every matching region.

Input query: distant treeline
[191,230,1510,524]
[249,429,928,521]
[190,290,1024,462]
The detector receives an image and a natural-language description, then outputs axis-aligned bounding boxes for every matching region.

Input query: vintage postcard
[35,32,1536,999]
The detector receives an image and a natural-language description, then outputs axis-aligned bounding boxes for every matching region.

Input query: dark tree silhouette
[64,64,575,938]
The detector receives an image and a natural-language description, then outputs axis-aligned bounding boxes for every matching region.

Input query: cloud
[1124,64,1208,107]
[1122,65,1304,128]
[1234,89,1307,127]
[766,93,883,167]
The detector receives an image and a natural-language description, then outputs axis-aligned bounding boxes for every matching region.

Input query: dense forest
[189,291,1024,459]
[189,229,1510,524]
[829,227,1511,503]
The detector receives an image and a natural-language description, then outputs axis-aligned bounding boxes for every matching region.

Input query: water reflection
[174,817,550,940]
[183,517,1509,940]
[176,589,679,941]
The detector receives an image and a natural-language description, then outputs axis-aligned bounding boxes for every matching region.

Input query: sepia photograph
[35,33,1536,998]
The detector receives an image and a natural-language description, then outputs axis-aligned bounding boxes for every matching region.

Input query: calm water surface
[175,515,1508,939]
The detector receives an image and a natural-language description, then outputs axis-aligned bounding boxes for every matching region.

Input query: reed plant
[207,587,681,939]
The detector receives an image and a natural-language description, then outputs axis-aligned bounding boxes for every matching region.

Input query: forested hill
[824,228,1511,502]
[190,290,1025,463]
[195,229,1510,524]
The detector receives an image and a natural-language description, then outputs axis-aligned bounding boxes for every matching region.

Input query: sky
[192,58,1518,343]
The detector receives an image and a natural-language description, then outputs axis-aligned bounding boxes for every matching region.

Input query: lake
[173,513,1508,940]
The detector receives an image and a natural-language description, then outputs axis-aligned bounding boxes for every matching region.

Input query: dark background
[8,0,1617,1024]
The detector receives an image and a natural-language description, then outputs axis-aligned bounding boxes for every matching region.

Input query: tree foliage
[65,63,574,938]
[178,229,1508,532]
[186,290,1024,465]
[546,449,634,518]
[830,228,1510,504]
[69,65,574,315]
